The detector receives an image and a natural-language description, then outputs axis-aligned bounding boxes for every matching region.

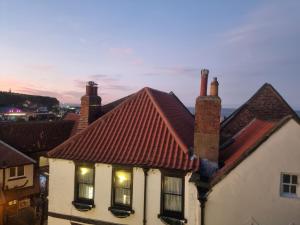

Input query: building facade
[47,72,300,225]
[0,140,39,225]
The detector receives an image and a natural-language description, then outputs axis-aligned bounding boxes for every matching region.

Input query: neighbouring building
[47,72,300,225]
[0,140,39,225]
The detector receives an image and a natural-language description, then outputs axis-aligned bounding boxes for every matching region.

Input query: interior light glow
[116,171,130,184]
[80,167,89,175]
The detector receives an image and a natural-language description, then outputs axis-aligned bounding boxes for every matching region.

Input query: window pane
[283,184,290,193]
[164,194,182,212]
[115,170,131,188]
[115,187,131,205]
[78,184,94,199]
[282,174,290,183]
[290,185,296,194]
[17,166,24,176]
[292,175,298,184]
[9,167,16,177]
[78,167,94,184]
[164,176,182,195]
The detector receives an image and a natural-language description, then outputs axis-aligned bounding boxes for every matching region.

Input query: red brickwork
[77,95,102,132]
[194,96,221,162]
[221,83,297,143]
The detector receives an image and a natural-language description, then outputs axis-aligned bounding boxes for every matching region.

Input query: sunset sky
[0,0,299,108]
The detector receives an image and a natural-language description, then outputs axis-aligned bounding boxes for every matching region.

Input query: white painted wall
[4,164,34,190]
[48,159,200,225]
[205,119,300,225]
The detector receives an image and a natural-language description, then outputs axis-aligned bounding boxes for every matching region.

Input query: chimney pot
[200,69,209,96]
[210,77,219,96]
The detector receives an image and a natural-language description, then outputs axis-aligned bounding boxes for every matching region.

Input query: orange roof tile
[49,87,199,171]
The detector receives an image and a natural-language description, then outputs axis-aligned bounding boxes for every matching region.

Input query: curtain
[114,170,131,205]
[164,176,182,212]
[78,167,94,199]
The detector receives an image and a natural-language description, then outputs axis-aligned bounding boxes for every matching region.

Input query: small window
[112,167,133,210]
[9,167,16,178]
[161,173,184,219]
[74,164,95,205]
[17,166,24,176]
[281,173,298,197]
[9,166,25,178]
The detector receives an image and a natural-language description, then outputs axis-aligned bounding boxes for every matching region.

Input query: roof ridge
[49,88,144,157]
[144,87,189,154]
[221,82,299,128]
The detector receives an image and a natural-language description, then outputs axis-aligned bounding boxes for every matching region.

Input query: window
[74,164,95,205]
[112,167,133,210]
[281,173,298,197]
[161,173,184,219]
[9,166,25,179]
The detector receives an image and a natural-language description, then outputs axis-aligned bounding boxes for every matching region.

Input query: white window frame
[9,166,25,179]
[280,172,298,198]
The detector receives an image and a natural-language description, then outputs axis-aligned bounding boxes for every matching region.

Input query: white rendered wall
[4,164,34,190]
[48,158,200,225]
[205,119,300,225]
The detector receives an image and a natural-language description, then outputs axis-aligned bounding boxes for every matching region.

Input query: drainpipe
[143,168,149,225]
[199,195,207,225]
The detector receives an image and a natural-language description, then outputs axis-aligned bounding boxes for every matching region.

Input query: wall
[48,159,200,225]
[4,164,34,190]
[0,169,3,189]
[206,119,300,225]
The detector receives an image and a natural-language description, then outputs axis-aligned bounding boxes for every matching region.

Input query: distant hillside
[0,91,59,110]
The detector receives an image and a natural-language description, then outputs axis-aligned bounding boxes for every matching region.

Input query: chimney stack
[77,81,102,131]
[194,69,221,165]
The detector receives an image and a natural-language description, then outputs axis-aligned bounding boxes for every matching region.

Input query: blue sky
[0,0,299,108]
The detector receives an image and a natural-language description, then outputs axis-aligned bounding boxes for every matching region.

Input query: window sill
[280,193,299,199]
[8,176,26,181]
[158,214,187,225]
[108,206,134,218]
[72,201,95,211]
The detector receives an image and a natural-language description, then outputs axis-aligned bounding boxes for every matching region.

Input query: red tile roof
[49,87,199,171]
[63,112,80,121]
[0,121,75,157]
[212,118,278,185]
[0,140,36,168]
[63,112,80,136]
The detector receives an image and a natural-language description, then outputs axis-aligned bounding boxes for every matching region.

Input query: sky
[0,0,299,108]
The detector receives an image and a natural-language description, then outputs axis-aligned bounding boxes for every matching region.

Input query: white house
[47,70,300,225]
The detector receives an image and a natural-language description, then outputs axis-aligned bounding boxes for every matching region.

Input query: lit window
[75,164,95,205]
[281,173,298,197]
[9,166,25,178]
[161,173,184,219]
[112,168,132,209]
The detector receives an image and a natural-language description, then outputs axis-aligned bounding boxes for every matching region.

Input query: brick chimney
[194,70,221,164]
[77,81,102,131]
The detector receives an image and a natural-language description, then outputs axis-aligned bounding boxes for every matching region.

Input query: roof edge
[145,87,189,154]
[211,115,295,188]
[0,139,36,165]
[221,83,299,128]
